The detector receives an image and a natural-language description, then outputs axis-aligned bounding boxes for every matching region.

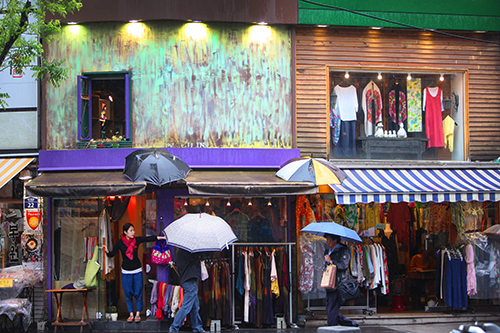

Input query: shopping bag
[338,279,361,304]
[320,263,337,289]
[151,239,172,265]
[201,260,209,281]
[84,246,100,289]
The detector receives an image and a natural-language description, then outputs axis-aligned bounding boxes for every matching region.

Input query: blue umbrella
[300,221,362,243]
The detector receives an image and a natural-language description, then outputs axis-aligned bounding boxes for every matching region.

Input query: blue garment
[122,272,143,313]
[169,279,203,332]
[236,253,244,296]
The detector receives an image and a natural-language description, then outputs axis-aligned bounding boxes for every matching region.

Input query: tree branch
[0,1,32,68]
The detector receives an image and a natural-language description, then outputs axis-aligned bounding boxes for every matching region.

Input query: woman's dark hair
[122,223,134,234]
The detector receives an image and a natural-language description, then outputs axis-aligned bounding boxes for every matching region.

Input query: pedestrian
[324,234,359,327]
[102,222,165,323]
[168,247,205,333]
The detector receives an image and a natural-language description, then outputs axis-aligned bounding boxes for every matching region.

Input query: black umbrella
[124,148,191,186]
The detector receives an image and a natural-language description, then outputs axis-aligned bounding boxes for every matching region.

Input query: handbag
[338,279,361,304]
[320,263,337,289]
[84,246,100,289]
[151,238,172,265]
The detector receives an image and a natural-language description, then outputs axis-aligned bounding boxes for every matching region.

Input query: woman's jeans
[122,272,143,313]
[169,278,203,332]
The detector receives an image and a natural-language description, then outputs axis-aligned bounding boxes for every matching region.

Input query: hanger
[229,207,242,215]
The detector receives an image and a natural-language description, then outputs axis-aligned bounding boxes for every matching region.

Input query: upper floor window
[328,70,464,161]
[78,71,131,141]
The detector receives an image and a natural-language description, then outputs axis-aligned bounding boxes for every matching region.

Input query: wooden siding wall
[295,27,500,161]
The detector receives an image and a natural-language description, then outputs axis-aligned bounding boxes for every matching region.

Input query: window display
[329,70,463,161]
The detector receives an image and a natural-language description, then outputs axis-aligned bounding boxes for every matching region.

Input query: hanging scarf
[122,235,137,260]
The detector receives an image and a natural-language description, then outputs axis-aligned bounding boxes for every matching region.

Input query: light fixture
[185,22,207,40]
[370,27,382,30]
[18,169,33,181]
[316,25,328,28]
[473,30,487,33]
[205,199,210,206]
[344,71,350,79]
[67,22,77,25]
[108,95,113,102]
[439,74,445,82]
[257,22,268,25]
[407,73,412,80]
[129,20,139,23]
[377,72,383,80]
[226,198,231,207]
[248,198,253,206]
[184,198,188,206]
[108,196,115,201]
[267,198,272,206]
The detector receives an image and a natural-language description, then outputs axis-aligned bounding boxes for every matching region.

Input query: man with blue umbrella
[324,234,359,328]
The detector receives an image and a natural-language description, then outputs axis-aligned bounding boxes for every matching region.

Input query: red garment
[387,202,411,245]
[156,282,166,320]
[121,235,137,260]
[424,87,444,148]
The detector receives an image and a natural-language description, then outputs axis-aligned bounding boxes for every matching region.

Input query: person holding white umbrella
[168,248,205,333]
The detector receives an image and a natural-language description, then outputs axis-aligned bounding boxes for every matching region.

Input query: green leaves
[0,0,82,106]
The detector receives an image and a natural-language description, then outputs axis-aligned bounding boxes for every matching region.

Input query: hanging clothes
[443,115,456,152]
[361,80,383,136]
[423,86,444,148]
[333,85,358,158]
[388,83,407,131]
[387,202,411,245]
[407,78,423,132]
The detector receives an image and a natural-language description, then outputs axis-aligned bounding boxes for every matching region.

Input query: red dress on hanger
[424,87,444,148]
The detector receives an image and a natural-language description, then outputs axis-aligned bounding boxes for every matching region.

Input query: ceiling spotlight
[226,198,231,207]
[184,198,188,206]
[129,20,139,23]
[377,72,383,80]
[407,73,412,80]
[267,198,272,206]
[344,71,350,79]
[439,74,445,81]
[248,198,253,206]
[205,199,210,206]
[316,25,328,28]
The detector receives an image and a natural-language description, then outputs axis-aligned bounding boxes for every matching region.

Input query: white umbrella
[164,213,238,253]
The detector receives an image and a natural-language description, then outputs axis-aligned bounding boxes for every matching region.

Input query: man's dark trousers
[326,289,358,326]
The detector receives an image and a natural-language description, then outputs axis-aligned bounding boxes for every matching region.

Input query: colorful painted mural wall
[45,21,292,150]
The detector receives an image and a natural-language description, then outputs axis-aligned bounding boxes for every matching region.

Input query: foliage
[108,306,117,313]
[0,0,82,108]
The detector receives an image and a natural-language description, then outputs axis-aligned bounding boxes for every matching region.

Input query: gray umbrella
[124,148,191,186]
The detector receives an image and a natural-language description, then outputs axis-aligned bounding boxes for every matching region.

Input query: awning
[25,171,146,198]
[330,167,500,204]
[0,158,34,189]
[186,170,318,196]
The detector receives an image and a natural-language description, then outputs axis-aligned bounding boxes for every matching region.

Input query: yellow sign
[0,279,14,288]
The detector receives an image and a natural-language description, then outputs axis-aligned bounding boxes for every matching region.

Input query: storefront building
[294,0,500,318]
[21,0,500,329]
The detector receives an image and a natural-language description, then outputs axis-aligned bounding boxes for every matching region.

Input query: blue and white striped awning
[329,168,500,204]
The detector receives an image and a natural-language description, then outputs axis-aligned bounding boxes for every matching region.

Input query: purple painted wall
[38,148,300,171]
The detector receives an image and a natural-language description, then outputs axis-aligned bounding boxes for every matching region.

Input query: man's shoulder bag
[320,263,337,289]
[338,279,361,304]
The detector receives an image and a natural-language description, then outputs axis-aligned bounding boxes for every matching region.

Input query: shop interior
[328,70,464,161]
[296,194,500,316]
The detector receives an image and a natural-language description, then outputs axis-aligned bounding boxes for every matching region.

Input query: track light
[248,198,253,206]
[344,71,350,79]
[184,198,188,206]
[407,73,412,80]
[440,74,445,82]
[267,198,272,206]
[226,198,231,207]
[377,72,383,80]
[205,199,210,206]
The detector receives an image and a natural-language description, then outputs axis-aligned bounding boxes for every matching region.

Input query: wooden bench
[46,288,92,333]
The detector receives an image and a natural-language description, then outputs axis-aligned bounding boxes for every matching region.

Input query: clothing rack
[231,242,297,329]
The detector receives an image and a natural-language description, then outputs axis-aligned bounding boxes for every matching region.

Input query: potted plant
[111,132,123,148]
[108,306,118,321]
